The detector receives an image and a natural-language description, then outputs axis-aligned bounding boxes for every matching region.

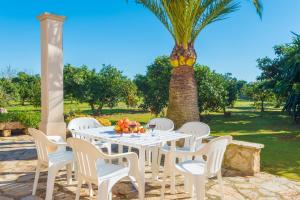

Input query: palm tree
[135,0,263,127]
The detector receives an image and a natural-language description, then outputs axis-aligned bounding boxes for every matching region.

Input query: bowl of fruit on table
[114,118,145,134]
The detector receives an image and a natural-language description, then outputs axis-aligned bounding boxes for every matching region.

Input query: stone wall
[0,122,26,137]
[223,140,264,176]
[204,137,264,176]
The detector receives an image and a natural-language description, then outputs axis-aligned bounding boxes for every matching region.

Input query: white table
[75,126,191,199]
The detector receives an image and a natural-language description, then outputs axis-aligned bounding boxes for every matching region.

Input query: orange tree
[135,0,263,127]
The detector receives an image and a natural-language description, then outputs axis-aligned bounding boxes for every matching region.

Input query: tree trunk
[94,104,104,116]
[261,100,265,112]
[89,103,96,114]
[167,65,200,127]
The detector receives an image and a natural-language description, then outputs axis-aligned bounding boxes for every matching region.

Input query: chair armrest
[47,135,65,143]
[173,144,208,158]
[46,136,68,150]
[102,152,139,177]
[102,152,137,161]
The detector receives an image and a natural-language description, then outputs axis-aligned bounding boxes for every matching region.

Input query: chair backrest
[29,128,57,163]
[201,136,232,176]
[68,117,103,132]
[147,118,174,131]
[178,122,210,150]
[67,138,105,182]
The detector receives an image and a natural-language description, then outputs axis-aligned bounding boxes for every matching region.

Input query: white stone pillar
[38,13,66,139]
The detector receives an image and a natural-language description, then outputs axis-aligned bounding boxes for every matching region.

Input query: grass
[1,100,299,181]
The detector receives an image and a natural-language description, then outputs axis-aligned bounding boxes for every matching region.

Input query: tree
[223,73,238,107]
[284,83,300,121]
[64,64,99,111]
[0,85,11,107]
[96,65,127,111]
[257,33,300,120]
[64,64,134,115]
[194,65,227,113]
[12,72,40,106]
[0,78,18,103]
[28,77,41,107]
[243,81,272,112]
[134,56,172,115]
[135,0,262,127]
[121,78,139,108]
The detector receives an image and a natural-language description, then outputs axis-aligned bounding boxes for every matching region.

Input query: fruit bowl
[114,118,145,134]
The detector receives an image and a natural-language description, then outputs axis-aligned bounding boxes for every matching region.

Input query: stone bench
[204,137,264,176]
[0,122,26,137]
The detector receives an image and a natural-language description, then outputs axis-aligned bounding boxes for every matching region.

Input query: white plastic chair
[159,121,210,165]
[156,122,210,188]
[146,118,175,132]
[29,128,74,200]
[161,135,232,200]
[67,117,111,156]
[67,138,142,200]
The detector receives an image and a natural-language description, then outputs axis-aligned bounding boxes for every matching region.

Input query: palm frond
[136,0,175,39]
[134,0,263,47]
[251,0,263,18]
[192,0,240,42]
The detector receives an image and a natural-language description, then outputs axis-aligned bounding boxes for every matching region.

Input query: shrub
[94,117,112,126]
[14,112,40,128]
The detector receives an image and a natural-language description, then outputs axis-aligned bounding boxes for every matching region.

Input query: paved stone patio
[0,134,300,200]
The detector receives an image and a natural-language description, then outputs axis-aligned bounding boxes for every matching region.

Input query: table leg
[170,140,176,194]
[139,147,146,200]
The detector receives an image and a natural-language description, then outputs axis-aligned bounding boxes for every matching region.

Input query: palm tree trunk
[167,66,199,127]
[167,44,200,127]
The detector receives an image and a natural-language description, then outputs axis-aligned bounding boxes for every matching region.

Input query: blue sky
[0,0,299,82]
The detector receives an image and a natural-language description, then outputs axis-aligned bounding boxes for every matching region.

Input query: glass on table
[148,124,156,136]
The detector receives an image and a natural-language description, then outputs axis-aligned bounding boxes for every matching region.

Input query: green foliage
[64,64,137,115]
[257,34,300,119]
[283,83,300,121]
[134,56,172,115]
[223,73,238,107]
[12,72,40,106]
[243,81,273,112]
[120,78,139,108]
[194,65,227,113]
[13,112,40,128]
[0,85,11,107]
[136,0,262,46]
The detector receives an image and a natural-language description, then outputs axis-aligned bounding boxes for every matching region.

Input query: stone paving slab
[0,135,300,200]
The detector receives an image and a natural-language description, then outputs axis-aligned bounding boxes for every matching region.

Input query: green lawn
[2,100,300,181]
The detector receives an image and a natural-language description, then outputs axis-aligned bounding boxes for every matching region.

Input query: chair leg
[66,163,72,185]
[107,143,112,164]
[118,145,123,164]
[32,162,41,195]
[73,162,78,180]
[194,176,205,200]
[158,151,162,168]
[217,171,225,200]
[75,178,83,200]
[88,182,94,197]
[160,168,167,200]
[147,149,151,166]
[45,166,59,200]
[184,176,193,194]
[97,181,109,200]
